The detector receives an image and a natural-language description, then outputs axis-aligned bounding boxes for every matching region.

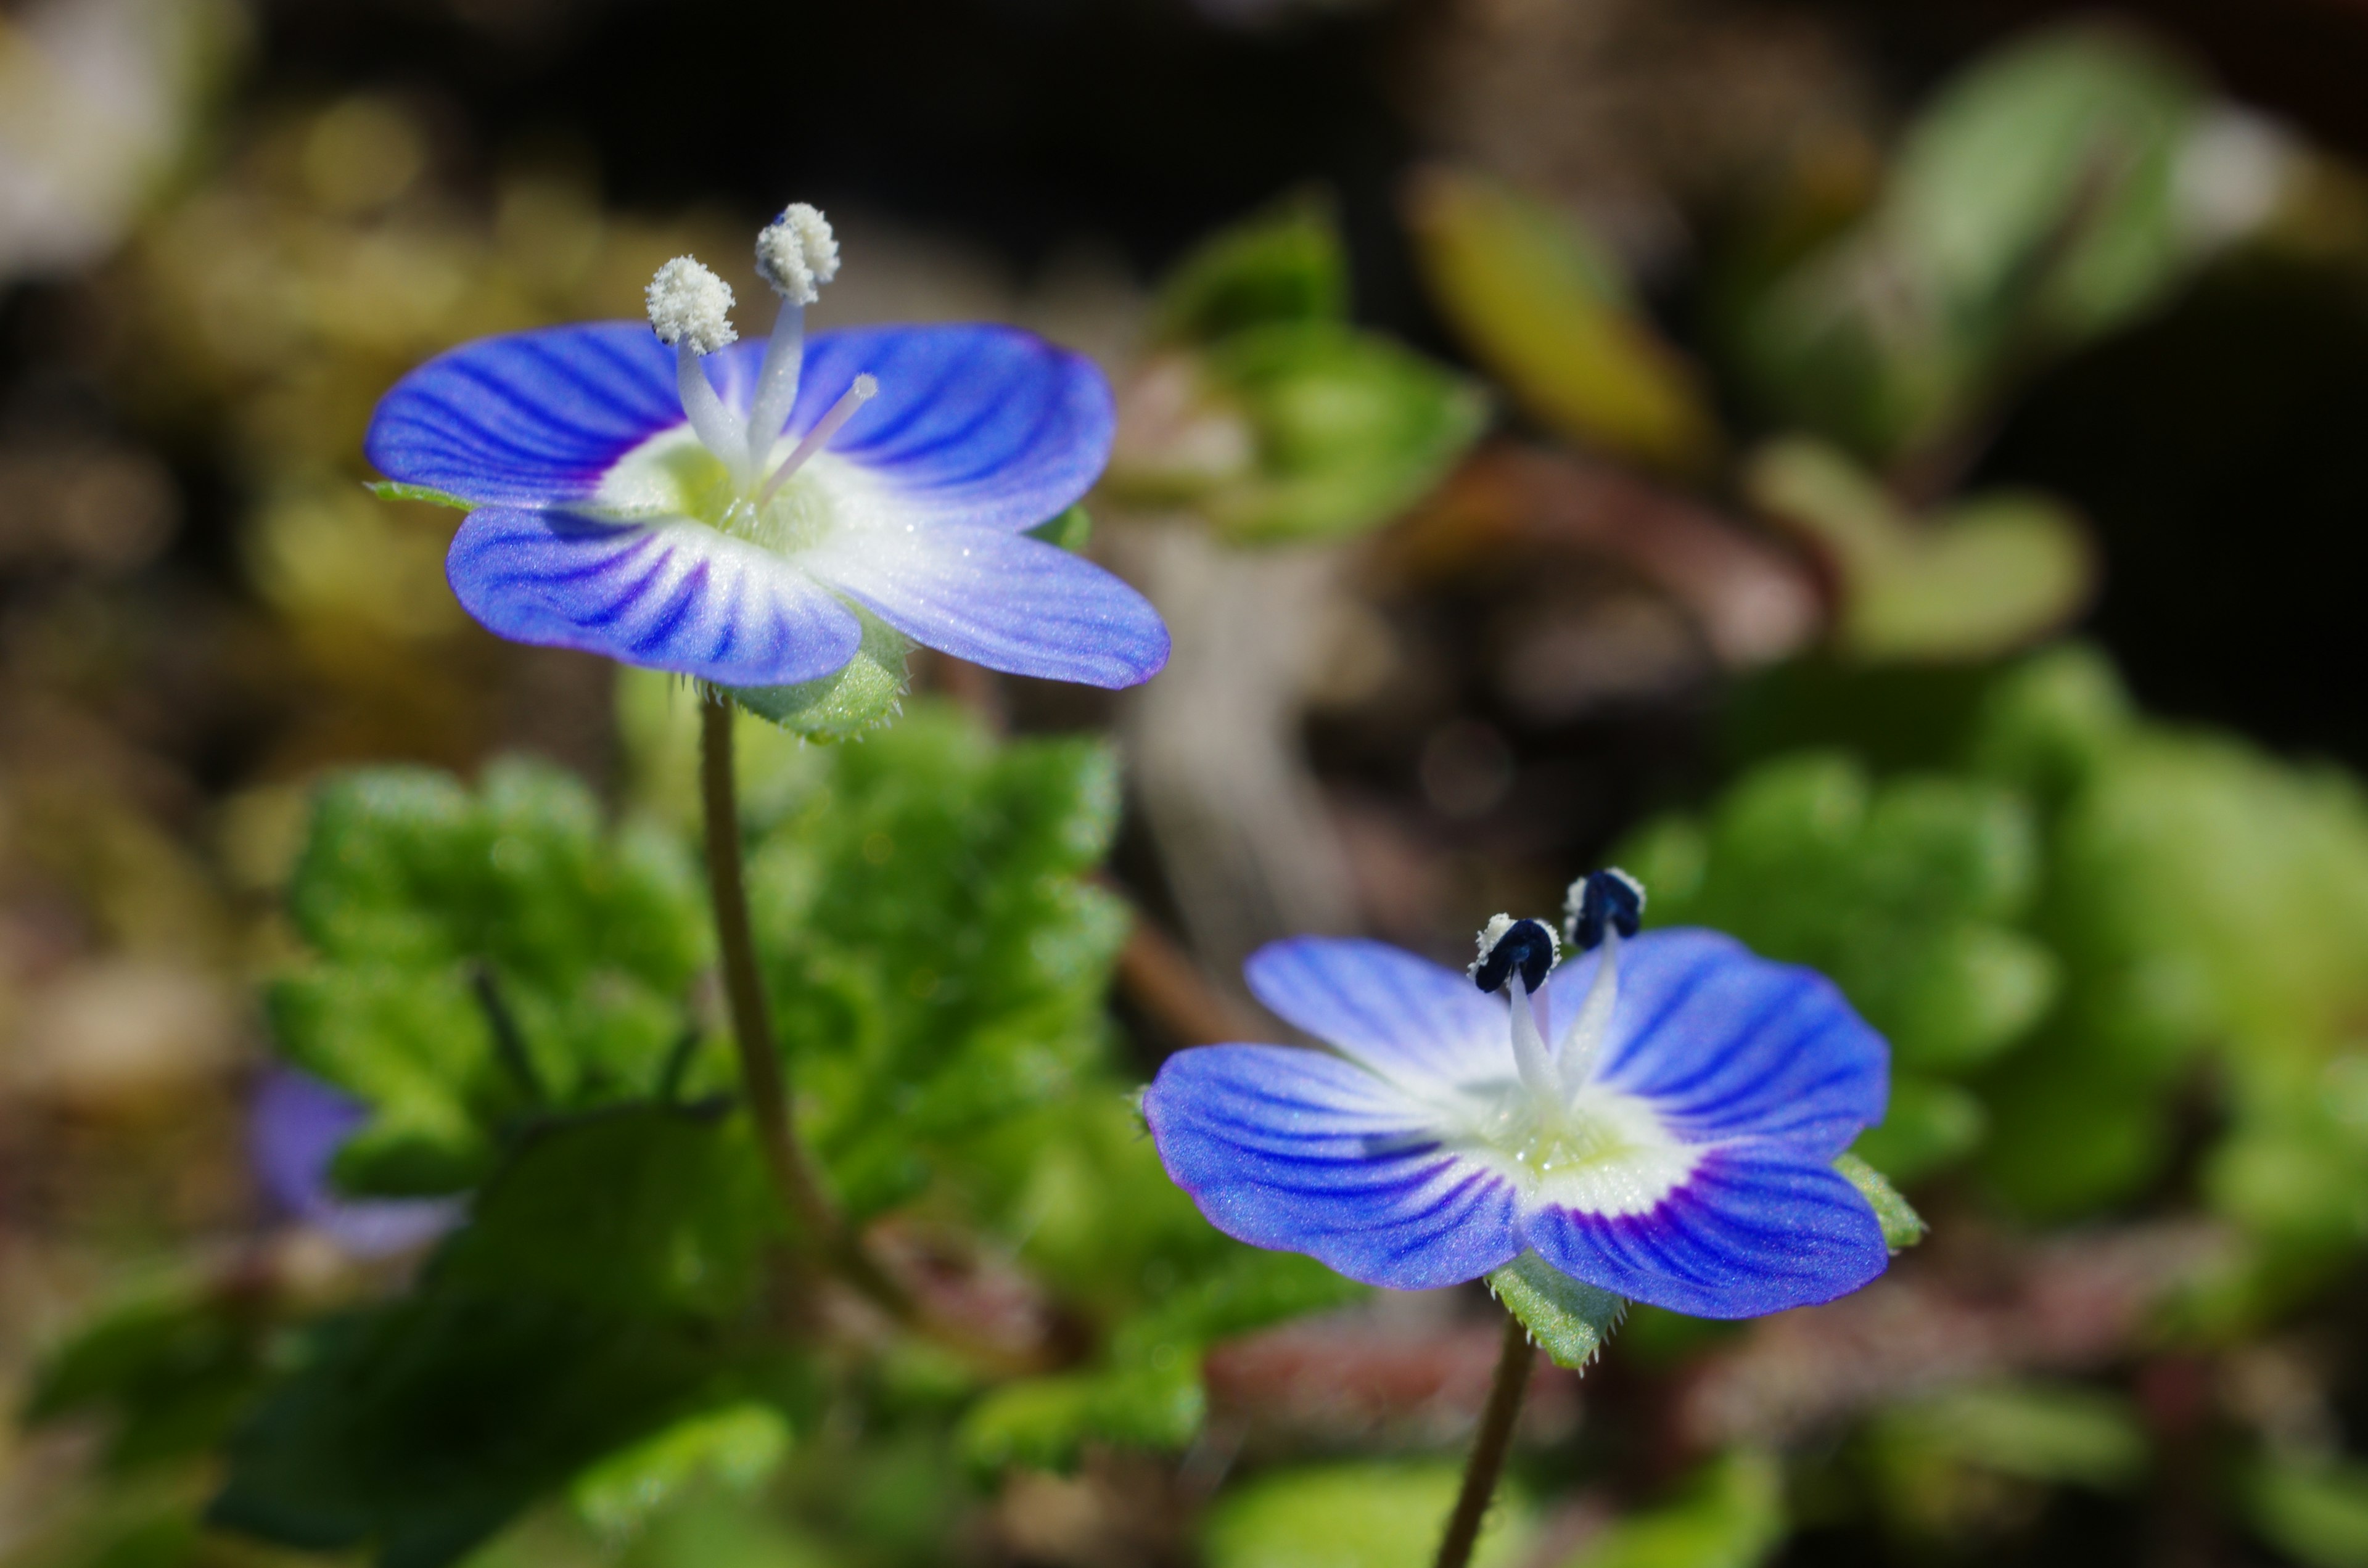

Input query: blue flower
[251,1070,463,1258]
[365,205,1168,691]
[1141,872,1893,1319]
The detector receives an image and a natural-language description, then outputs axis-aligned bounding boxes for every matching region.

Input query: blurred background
[8,0,2368,1564]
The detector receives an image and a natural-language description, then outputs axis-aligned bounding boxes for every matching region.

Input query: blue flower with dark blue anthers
[366,204,1168,691]
[1141,870,1894,1319]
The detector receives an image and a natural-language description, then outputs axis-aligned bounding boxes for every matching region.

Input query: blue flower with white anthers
[366,204,1168,691]
[1142,871,1894,1318]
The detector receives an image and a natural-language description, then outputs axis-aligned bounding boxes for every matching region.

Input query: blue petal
[1521,1150,1888,1318]
[803,523,1166,688]
[780,324,1112,532]
[1243,938,1507,1092]
[250,1070,461,1259]
[368,323,681,508]
[1144,1045,1521,1291]
[1546,929,1886,1155]
[448,506,861,685]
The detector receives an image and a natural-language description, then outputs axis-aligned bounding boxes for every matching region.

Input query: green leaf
[1848,1076,1986,1186]
[1204,1462,1534,1568]
[2246,1458,2368,1568]
[364,480,472,511]
[23,1281,278,1471]
[1196,322,1487,544]
[1834,1153,1928,1254]
[1745,438,2093,664]
[1568,1450,1785,1568]
[1405,166,1719,475]
[725,608,911,741]
[1737,27,2214,459]
[747,703,1128,1219]
[1151,193,1347,346]
[1486,1251,1624,1371]
[270,760,711,1194]
[1876,1383,2145,1491]
[208,1106,784,1568]
[570,1402,791,1540]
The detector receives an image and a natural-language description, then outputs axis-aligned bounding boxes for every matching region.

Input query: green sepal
[1026,504,1092,552]
[723,609,911,741]
[1836,1151,1929,1253]
[364,480,472,511]
[1485,1250,1624,1371]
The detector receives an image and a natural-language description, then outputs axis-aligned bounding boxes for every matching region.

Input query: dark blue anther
[1566,868,1645,952]
[1473,918,1558,994]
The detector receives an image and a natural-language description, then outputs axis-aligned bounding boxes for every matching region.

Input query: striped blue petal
[1545,929,1886,1155]
[368,323,680,509]
[781,324,1112,532]
[447,506,862,686]
[1243,938,1507,1092]
[1143,1044,1523,1291]
[803,523,1166,688]
[1521,1149,1889,1318]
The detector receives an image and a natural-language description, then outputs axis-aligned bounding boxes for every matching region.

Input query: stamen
[746,204,842,471]
[754,203,840,305]
[756,374,878,505]
[1507,972,1559,1102]
[1557,923,1622,1101]
[1564,867,1645,953]
[646,257,746,477]
[1470,914,1558,993]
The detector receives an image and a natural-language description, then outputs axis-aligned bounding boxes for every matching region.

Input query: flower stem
[1436,1310,1536,1568]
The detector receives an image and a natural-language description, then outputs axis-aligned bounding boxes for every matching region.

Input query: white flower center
[635,203,874,511]
[1445,923,1700,1218]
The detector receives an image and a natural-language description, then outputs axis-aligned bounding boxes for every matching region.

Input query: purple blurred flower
[1141,873,1894,1319]
[250,1070,461,1258]
[364,204,1166,691]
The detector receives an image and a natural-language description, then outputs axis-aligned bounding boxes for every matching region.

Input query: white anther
[646,257,737,355]
[1473,913,1520,972]
[755,203,841,305]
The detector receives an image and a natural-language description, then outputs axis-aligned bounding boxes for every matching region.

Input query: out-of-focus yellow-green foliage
[1204,1462,1534,1568]
[1404,166,1720,477]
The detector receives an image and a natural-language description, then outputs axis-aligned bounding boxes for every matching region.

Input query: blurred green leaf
[1561,1450,1783,1568]
[271,761,710,1195]
[1206,1462,1533,1568]
[1877,1383,2145,1490]
[1487,1252,1624,1371]
[747,703,1128,1219]
[1746,438,2092,664]
[725,609,910,742]
[1405,166,1720,475]
[1194,322,1488,545]
[570,1402,792,1541]
[2247,1458,2368,1568]
[1152,193,1348,345]
[210,1106,784,1568]
[1833,1154,1928,1253]
[1736,25,2215,458]
[1850,1075,1986,1185]
[24,1283,279,1472]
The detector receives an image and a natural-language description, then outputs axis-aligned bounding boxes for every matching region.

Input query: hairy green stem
[699,691,916,1320]
[1436,1310,1536,1568]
